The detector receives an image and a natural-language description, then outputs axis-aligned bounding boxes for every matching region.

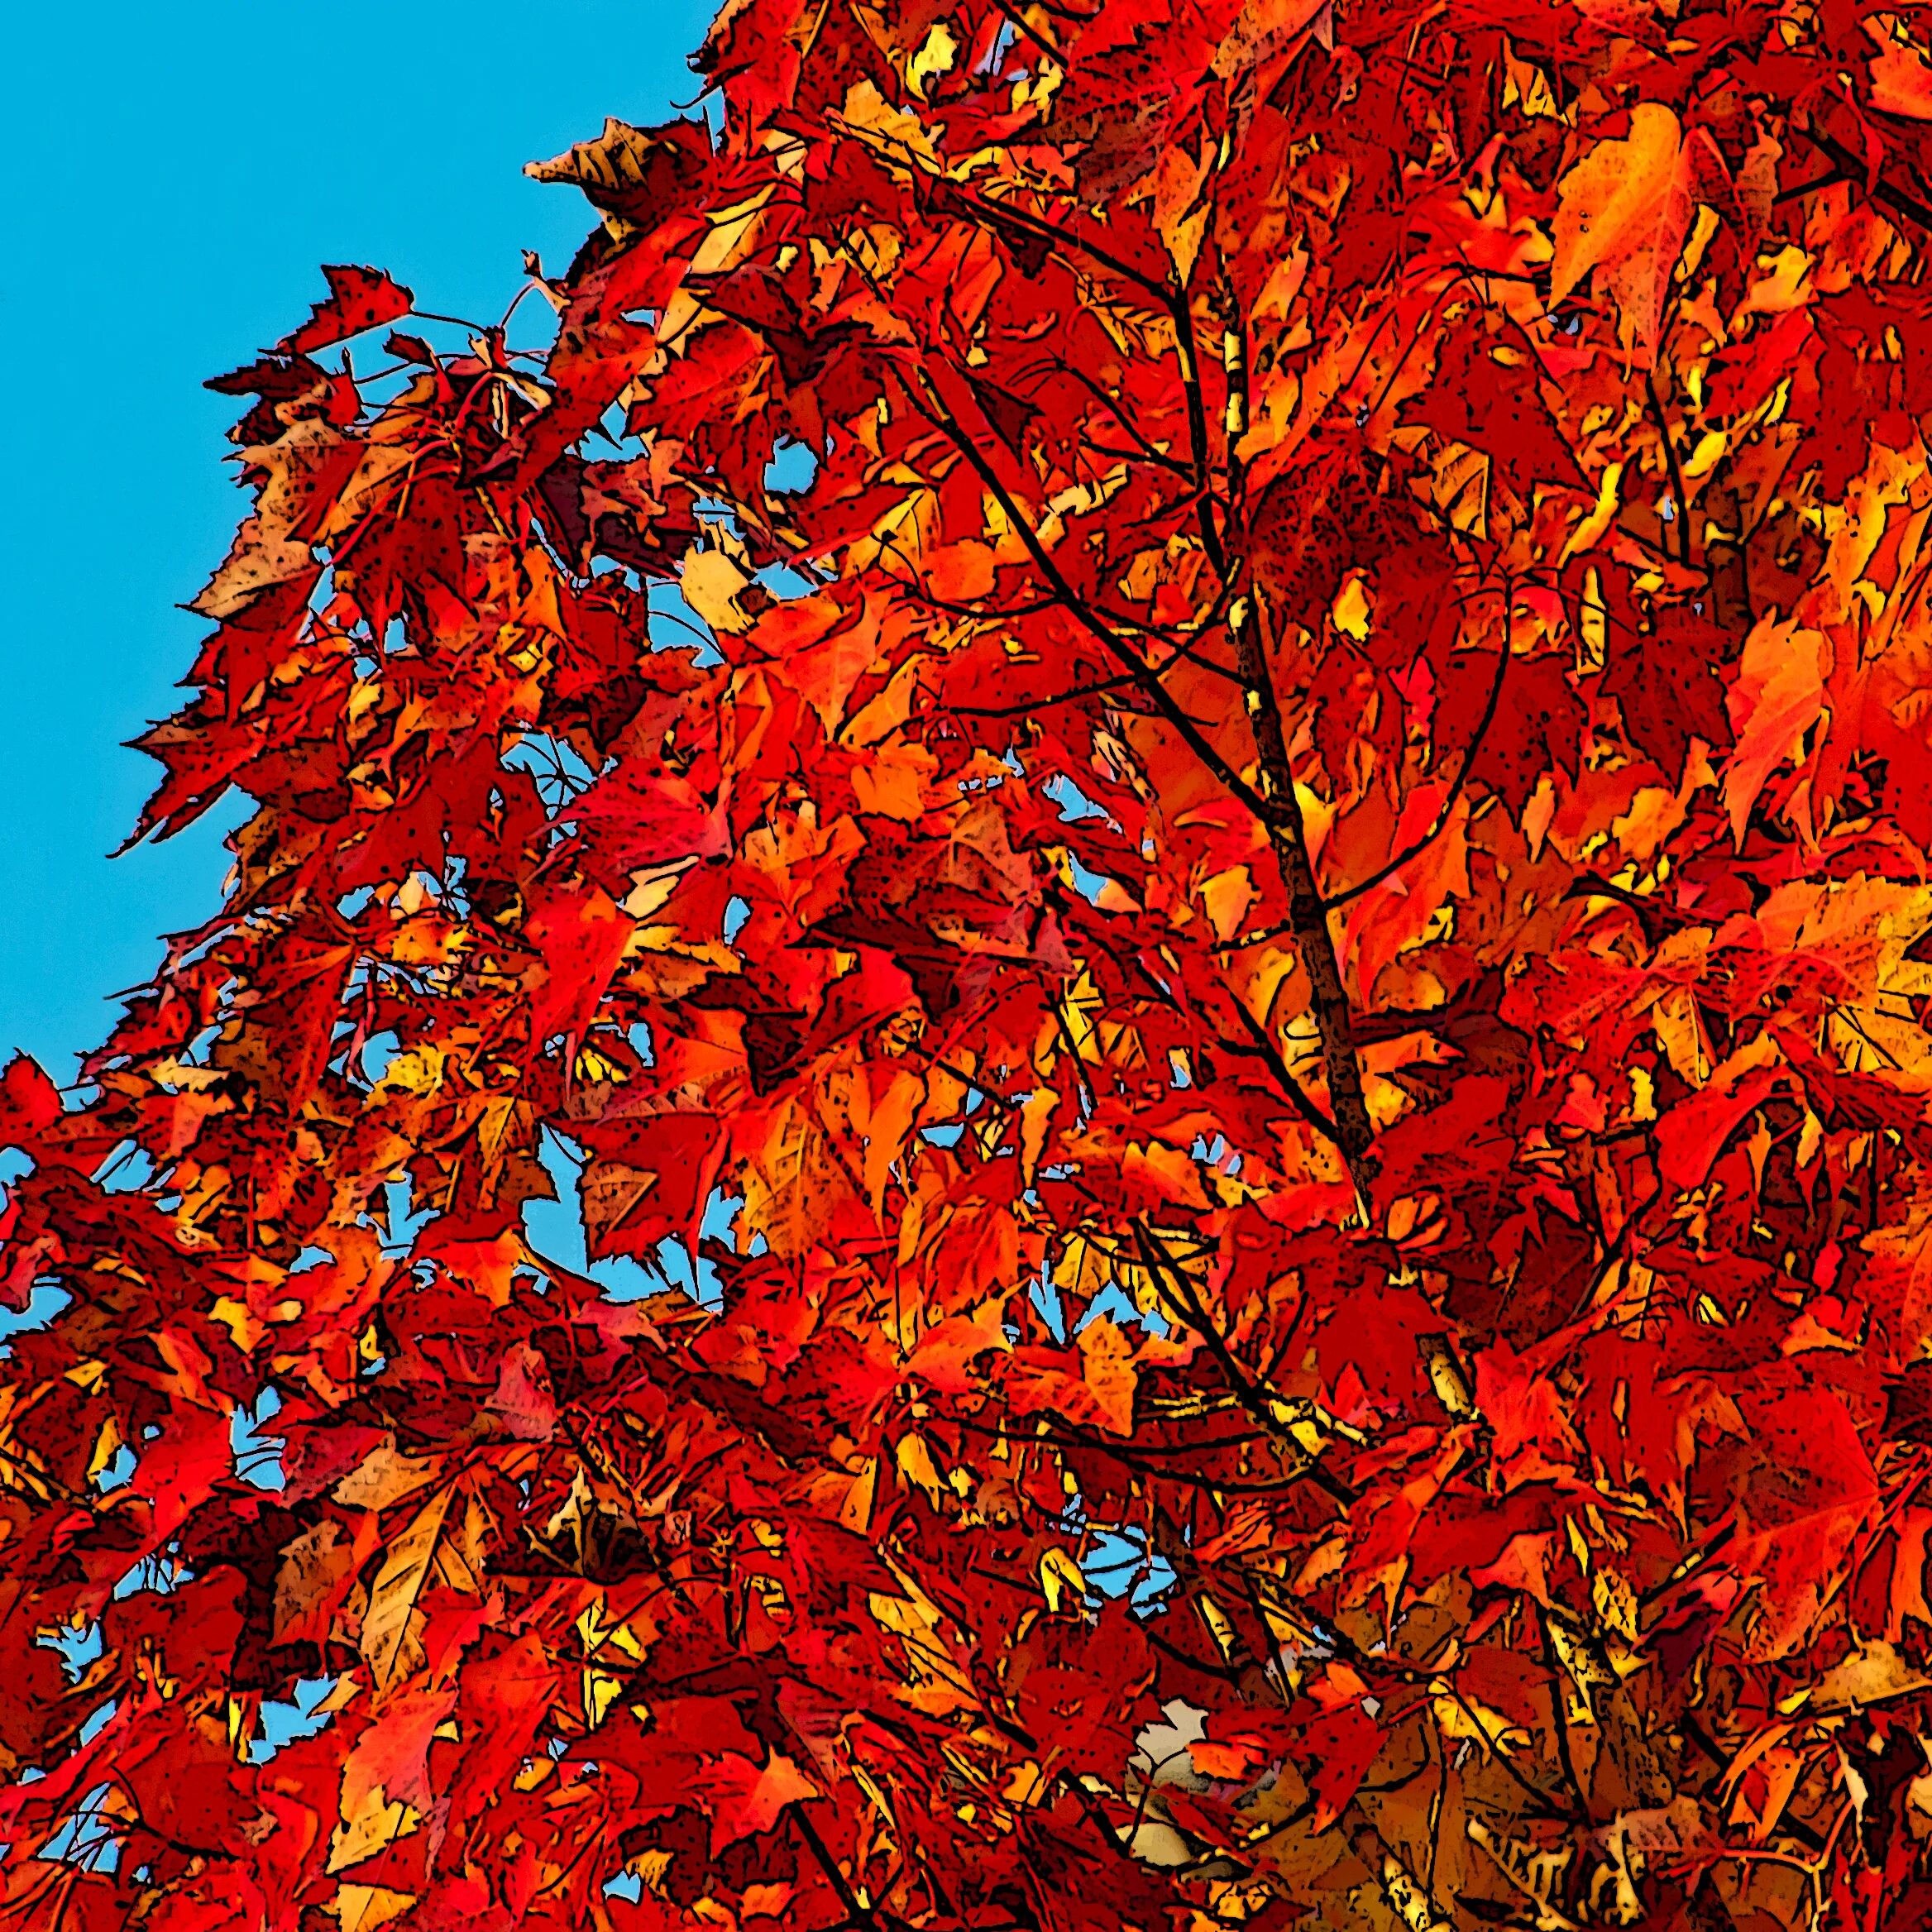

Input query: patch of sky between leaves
[114,1547,192,1600]
[251,1677,338,1763]
[37,1783,120,1873]
[1045,775,1121,906]
[1062,849,1110,907]
[765,439,818,494]
[1030,1263,1169,1343]
[503,729,601,811]
[39,1619,102,1685]
[1045,774,1113,825]
[1058,1493,1178,1614]
[523,1129,743,1311]
[920,1083,984,1150]
[232,1386,287,1491]
[93,1139,155,1193]
[646,581,721,664]
[0,1281,70,1346]
[1085,1524,1178,1614]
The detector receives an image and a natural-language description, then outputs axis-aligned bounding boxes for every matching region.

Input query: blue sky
[3,1,714,1081]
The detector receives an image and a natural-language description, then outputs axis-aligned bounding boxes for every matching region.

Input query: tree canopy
[11,0,1932,1925]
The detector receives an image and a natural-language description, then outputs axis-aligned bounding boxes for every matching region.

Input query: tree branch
[1803,122,1932,232]
[946,672,1141,718]
[913,371,1279,827]
[1231,591,1375,1194]
[1167,291,1230,578]
[789,1801,885,1932]
[1225,993,1346,1150]
[1644,369,1694,570]
[1133,1221,1360,1506]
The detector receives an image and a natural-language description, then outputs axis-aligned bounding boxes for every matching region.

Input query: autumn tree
[17,0,1932,1925]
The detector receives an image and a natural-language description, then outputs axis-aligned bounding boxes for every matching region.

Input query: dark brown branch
[914,372,1279,827]
[1232,591,1375,1188]
[1054,360,1192,475]
[1804,122,1932,232]
[1217,586,1514,944]
[949,1413,1317,1494]
[946,673,1141,718]
[949,183,1170,302]
[1773,166,1844,204]
[1167,293,1230,578]
[1644,369,1694,570]
[1134,1222,1360,1506]
[1083,438,1192,474]
[1222,285,1251,509]
[1226,994,1345,1150]
[789,1802,884,1932]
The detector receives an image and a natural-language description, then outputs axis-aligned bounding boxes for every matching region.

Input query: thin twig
[914,372,1277,828]
[1227,995,1345,1150]
[1232,590,1375,1193]
[1644,370,1694,570]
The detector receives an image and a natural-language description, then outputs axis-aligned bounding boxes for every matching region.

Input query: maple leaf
[1549,104,1720,356]
[282,265,414,355]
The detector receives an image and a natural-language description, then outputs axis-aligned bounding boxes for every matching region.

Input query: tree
[12,0,1932,1925]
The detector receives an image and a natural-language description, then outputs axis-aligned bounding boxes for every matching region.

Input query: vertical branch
[1643,370,1694,571]
[1230,590,1375,1203]
[1168,290,1230,579]
[1221,281,1250,510]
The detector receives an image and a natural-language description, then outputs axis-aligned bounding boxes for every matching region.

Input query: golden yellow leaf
[360,1488,452,1690]
[1038,1547,1087,1614]
[1548,102,1693,351]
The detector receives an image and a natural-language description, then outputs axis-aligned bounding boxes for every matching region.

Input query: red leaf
[282,264,414,353]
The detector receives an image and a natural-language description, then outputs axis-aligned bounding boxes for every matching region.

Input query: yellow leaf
[87,1416,124,1483]
[1078,1317,1139,1434]
[372,1044,447,1098]
[1549,103,1694,351]
[1039,1547,1087,1614]
[895,1431,946,1501]
[359,1488,452,1690]
[906,22,959,97]
[208,1295,265,1353]
[681,547,758,634]
[329,1786,418,1875]
[324,1888,418,1932]
[1560,461,1626,566]
[1430,1682,1529,1757]
[1722,615,1825,845]
[835,78,941,170]
[1650,987,1714,1088]
[1331,575,1373,641]
[584,1666,625,1729]
[1059,969,1104,1063]
[839,1456,878,1533]
[1198,865,1256,943]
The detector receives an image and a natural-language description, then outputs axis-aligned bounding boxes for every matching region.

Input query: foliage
[13,0,1932,1925]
